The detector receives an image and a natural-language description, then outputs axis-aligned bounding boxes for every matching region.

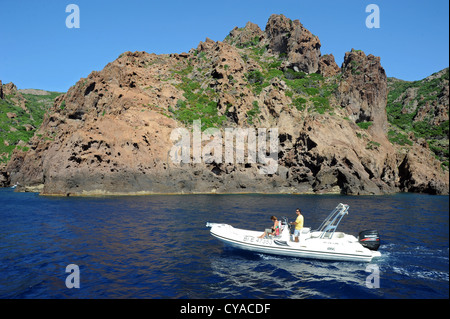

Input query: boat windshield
[315,203,349,239]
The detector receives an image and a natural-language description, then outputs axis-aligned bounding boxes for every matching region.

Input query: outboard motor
[358,230,380,251]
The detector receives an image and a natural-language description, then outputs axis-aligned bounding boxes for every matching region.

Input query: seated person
[259,216,279,238]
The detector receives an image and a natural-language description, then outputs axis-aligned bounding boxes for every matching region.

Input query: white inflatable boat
[207,203,381,262]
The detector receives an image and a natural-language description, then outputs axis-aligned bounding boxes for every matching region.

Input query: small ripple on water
[0,190,448,298]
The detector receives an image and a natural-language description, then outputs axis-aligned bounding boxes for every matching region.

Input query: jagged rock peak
[265,14,321,74]
[225,21,265,48]
[318,54,340,77]
[1,81,17,97]
[338,48,388,134]
[225,14,322,74]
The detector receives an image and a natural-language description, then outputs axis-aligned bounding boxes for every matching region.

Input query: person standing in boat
[259,216,279,238]
[291,209,304,242]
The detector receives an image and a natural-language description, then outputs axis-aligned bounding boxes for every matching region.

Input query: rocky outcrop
[1,80,18,99]
[0,171,9,187]
[415,69,449,126]
[318,54,340,78]
[6,51,182,195]
[398,143,448,194]
[389,68,449,127]
[265,14,321,74]
[386,68,449,170]
[4,14,449,196]
[2,82,17,96]
[226,22,265,48]
[338,49,388,134]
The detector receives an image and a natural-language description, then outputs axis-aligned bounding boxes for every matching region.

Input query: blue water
[0,188,448,299]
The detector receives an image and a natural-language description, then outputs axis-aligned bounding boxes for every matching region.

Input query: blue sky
[0,0,448,92]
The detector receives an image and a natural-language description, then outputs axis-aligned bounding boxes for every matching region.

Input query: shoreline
[3,185,446,197]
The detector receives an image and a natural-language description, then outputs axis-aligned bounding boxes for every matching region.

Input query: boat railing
[315,203,349,239]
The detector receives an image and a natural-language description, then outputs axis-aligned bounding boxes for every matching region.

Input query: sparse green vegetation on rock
[386,68,449,168]
[0,90,63,164]
[170,65,226,130]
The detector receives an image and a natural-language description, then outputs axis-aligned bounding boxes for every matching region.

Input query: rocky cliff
[0,82,62,187]
[5,14,449,195]
[386,68,449,170]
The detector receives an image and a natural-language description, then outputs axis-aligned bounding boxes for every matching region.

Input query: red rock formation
[5,15,448,195]
[265,14,321,74]
[318,54,340,78]
[338,49,388,134]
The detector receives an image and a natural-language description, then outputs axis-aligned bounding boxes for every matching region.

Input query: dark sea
[0,188,448,301]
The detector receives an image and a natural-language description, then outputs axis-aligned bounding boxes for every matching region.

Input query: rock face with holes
[5,14,448,195]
